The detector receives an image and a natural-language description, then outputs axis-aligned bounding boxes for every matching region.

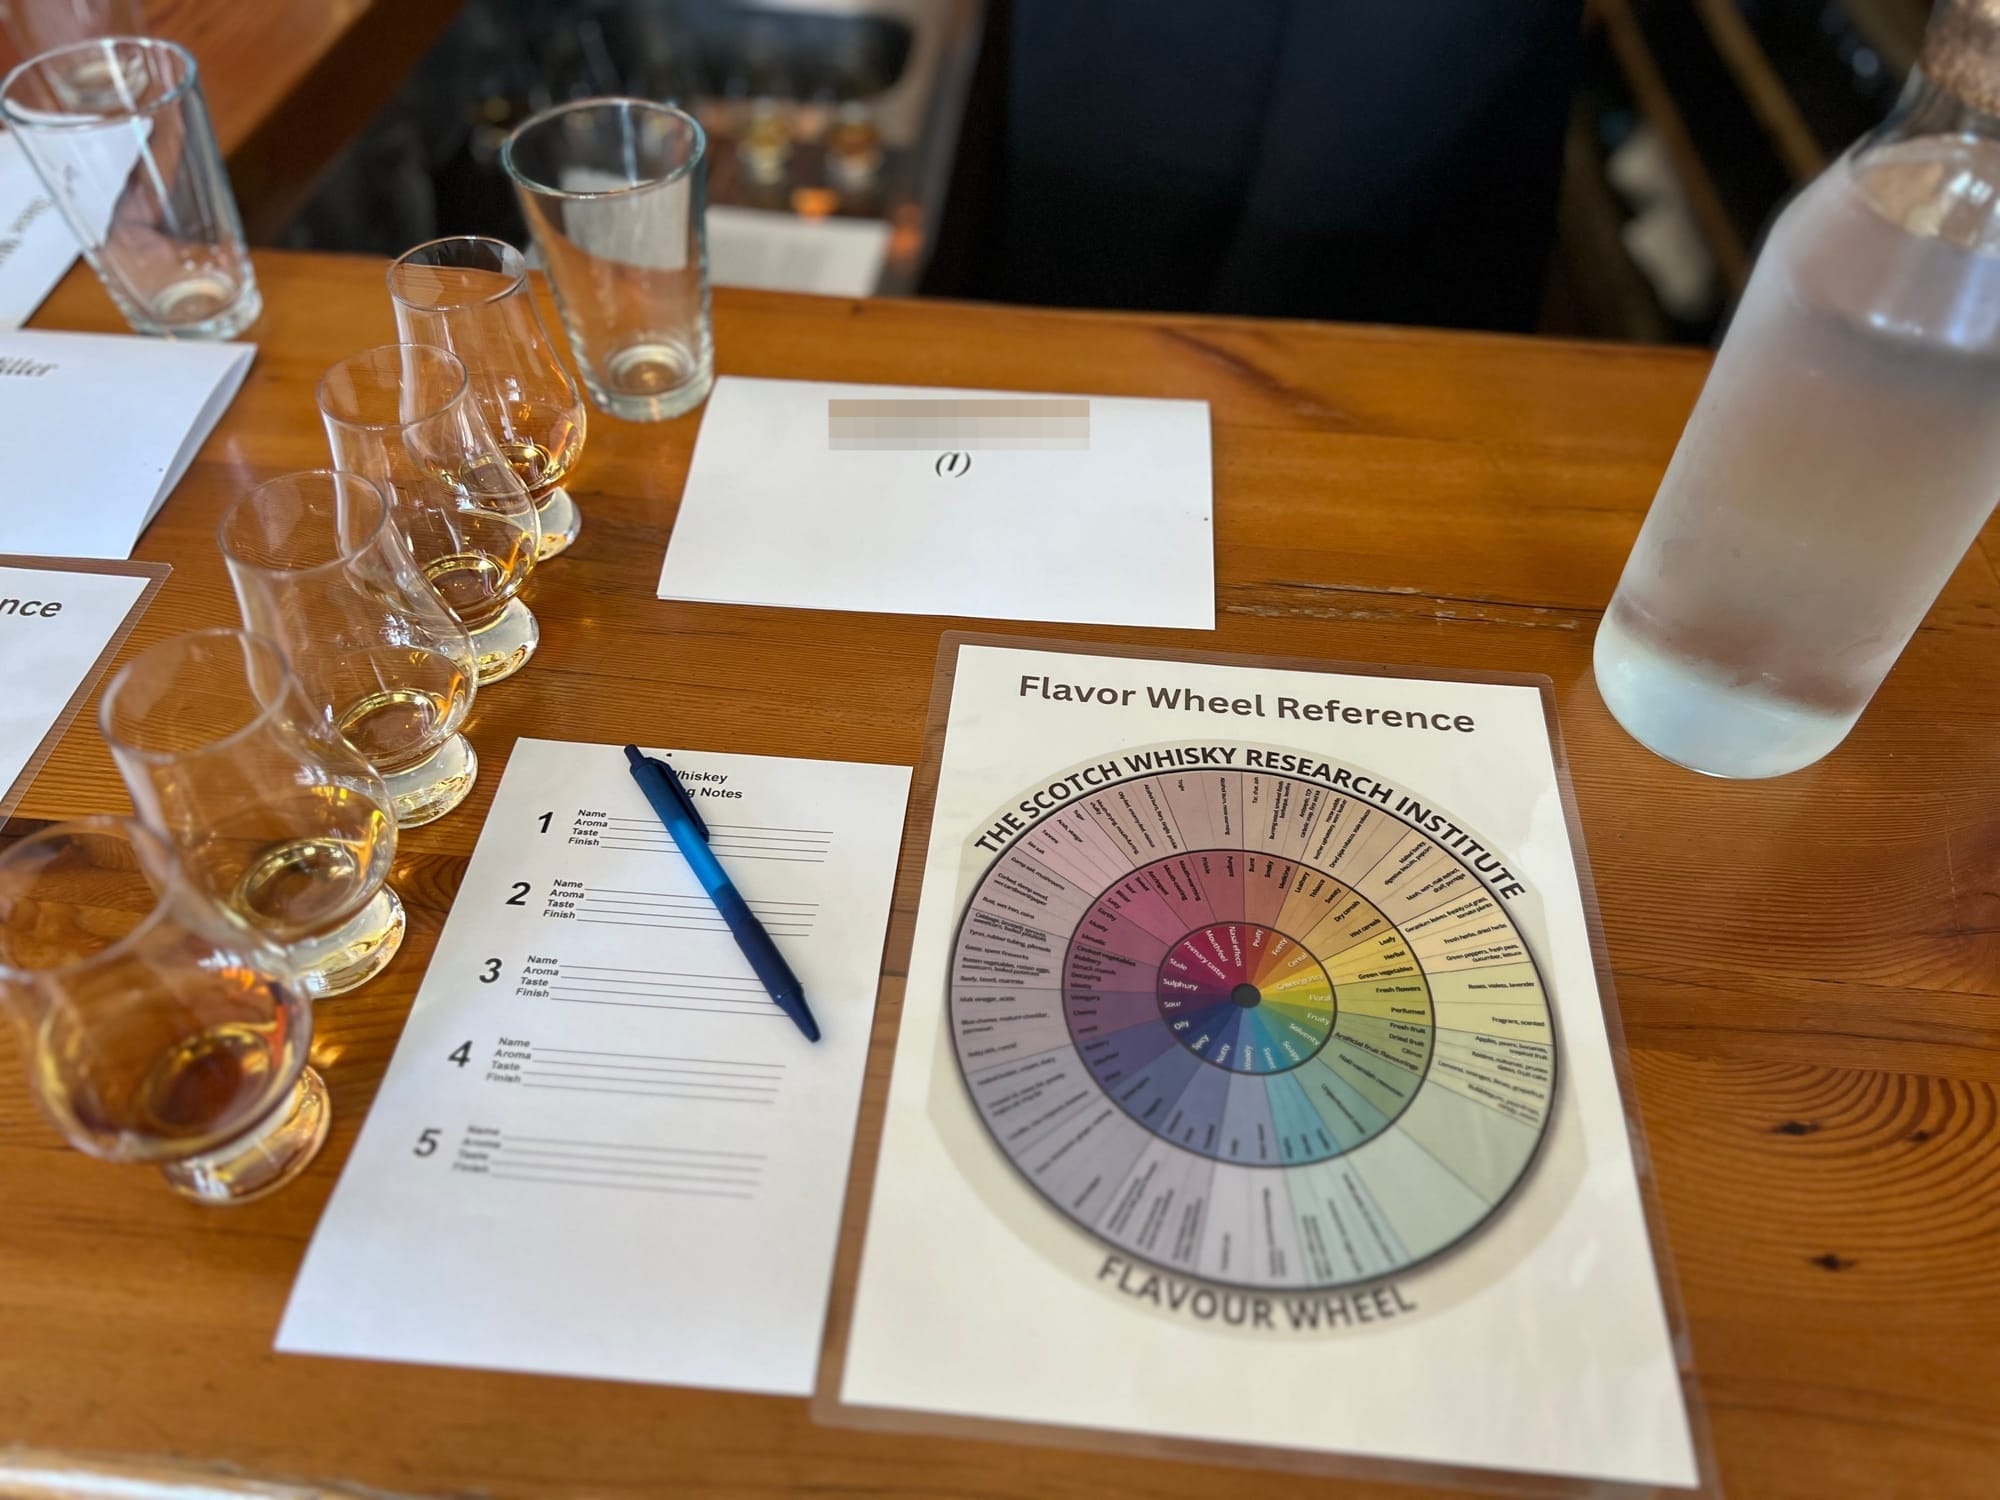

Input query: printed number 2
[414,1127,440,1157]
[448,1041,472,1068]
[479,957,501,983]
[506,881,530,906]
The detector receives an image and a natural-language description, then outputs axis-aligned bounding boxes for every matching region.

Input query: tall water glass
[219,470,480,828]
[0,816,328,1204]
[101,629,404,999]
[388,236,589,559]
[318,344,543,684]
[0,38,259,338]
[501,98,714,421]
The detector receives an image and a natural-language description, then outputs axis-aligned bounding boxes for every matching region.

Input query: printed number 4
[448,1041,472,1068]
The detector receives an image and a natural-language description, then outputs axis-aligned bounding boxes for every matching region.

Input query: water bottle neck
[1865,68,2000,155]
[1865,0,2000,157]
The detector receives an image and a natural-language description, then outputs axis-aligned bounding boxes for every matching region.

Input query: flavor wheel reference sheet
[825,639,1706,1494]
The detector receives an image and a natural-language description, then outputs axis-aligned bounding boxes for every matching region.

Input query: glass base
[159,1065,331,1205]
[1593,613,1857,778]
[535,487,582,559]
[469,597,540,684]
[585,339,714,421]
[383,733,479,828]
[108,273,263,341]
[290,885,405,1000]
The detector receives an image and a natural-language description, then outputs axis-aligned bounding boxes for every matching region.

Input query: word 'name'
[1020,675,1476,733]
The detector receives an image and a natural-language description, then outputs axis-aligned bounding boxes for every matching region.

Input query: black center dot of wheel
[1155,922,1337,1076]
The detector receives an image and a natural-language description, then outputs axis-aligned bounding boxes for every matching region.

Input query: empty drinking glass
[318,344,543,684]
[501,98,714,420]
[0,816,328,1204]
[100,629,404,1000]
[0,37,259,338]
[388,236,589,560]
[0,0,143,67]
[218,470,480,828]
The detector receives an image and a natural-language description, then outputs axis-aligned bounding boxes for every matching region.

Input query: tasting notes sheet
[279,738,912,1394]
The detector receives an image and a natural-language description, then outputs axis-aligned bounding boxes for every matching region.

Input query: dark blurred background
[275,0,1927,345]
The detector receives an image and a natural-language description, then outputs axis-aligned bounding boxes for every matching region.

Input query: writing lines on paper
[532,884,816,932]
[452,1123,767,1200]
[486,1033,785,1105]
[514,952,796,1021]
[588,814,835,865]
[570,888,817,936]
[278,739,913,1396]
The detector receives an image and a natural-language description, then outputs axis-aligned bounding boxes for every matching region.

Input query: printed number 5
[479,957,501,983]
[414,1127,440,1158]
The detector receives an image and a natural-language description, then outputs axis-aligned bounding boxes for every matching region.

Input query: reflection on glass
[389,236,589,561]
[318,343,543,685]
[0,816,329,1203]
[219,469,481,827]
[100,629,405,999]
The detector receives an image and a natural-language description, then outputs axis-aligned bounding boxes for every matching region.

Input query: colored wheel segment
[1156,922,1334,1076]
[949,756,1557,1291]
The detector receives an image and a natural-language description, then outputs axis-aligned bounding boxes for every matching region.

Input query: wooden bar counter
[0,2,464,241]
[3,251,1997,1500]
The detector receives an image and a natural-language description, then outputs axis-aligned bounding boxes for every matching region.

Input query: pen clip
[630,746,710,840]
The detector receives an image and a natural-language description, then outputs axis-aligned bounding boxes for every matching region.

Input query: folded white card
[657,376,1215,629]
[707,207,890,297]
[0,134,78,328]
[0,328,253,559]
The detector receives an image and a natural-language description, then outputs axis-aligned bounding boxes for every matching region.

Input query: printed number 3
[479,957,501,983]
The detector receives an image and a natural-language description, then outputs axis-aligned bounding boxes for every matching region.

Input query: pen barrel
[714,880,805,999]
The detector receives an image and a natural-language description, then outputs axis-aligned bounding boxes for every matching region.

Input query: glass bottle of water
[1595,0,2000,777]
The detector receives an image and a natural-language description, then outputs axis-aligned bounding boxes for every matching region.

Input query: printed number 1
[537,811,552,833]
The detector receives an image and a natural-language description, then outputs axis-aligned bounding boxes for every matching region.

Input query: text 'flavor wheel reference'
[948,754,1557,1291]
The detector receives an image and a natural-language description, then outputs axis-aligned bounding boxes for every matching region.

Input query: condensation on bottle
[1595,0,2000,777]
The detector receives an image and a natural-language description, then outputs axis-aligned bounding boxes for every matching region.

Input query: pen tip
[802,1016,822,1043]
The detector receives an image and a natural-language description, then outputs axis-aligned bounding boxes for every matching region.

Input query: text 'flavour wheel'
[949,754,1557,1291]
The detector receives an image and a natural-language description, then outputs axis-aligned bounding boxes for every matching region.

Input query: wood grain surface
[141,0,462,240]
[5,252,1998,1500]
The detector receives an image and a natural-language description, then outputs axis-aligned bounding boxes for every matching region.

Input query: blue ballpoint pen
[622,745,822,1042]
